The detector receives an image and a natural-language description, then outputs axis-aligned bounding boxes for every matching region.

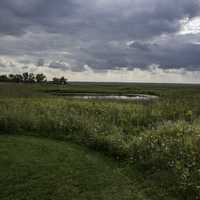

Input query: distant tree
[28,73,35,83]
[52,77,59,84]
[13,74,23,83]
[52,76,68,85]
[8,74,15,82]
[22,72,35,83]
[0,75,9,82]
[23,72,29,82]
[36,73,47,83]
[60,76,67,85]
[0,72,60,84]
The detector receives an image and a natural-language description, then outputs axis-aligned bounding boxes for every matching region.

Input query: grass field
[0,82,200,200]
[0,135,151,200]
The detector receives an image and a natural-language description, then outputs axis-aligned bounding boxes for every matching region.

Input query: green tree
[13,74,23,83]
[23,72,29,82]
[36,73,47,83]
[8,74,15,82]
[60,76,67,85]
[0,75,9,82]
[28,73,35,83]
[52,76,67,85]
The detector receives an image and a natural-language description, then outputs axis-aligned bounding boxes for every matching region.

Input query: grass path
[0,135,149,200]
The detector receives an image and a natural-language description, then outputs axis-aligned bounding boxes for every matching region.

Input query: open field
[0,135,150,200]
[0,82,200,200]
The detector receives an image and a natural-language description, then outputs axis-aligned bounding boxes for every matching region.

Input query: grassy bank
[0,135,150,200]
[0,83,200,199]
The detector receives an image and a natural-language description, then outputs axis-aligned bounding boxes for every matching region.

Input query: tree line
[0,73,68,85]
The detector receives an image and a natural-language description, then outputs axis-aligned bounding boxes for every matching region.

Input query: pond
[70,94,158,101]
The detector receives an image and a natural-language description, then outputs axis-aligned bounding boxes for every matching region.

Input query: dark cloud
[0,0,200,73]
[128,41,152,52]
[48,61,69,71]
[0,0,199,38]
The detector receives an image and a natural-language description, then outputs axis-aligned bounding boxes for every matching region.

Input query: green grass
[0,82,200,199]
[0,134,162,200]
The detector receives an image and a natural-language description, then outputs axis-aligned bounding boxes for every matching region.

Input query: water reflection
[71,95,158,101]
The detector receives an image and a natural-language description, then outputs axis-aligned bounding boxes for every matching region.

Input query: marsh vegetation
[0,82,200,200]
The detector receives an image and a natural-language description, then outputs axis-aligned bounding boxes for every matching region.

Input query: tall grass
[1,83,200,199]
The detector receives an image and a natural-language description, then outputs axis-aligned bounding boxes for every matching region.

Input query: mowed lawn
[0,135,149,200]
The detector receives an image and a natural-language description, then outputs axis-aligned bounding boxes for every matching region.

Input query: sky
[1,0,200,83]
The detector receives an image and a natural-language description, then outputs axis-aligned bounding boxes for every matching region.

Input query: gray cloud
[0,0,200,75]
[128,41,152,52]
[0,62,6,68]
[0,0,199,38]
[48,61,69,71]
[36,58,45,67]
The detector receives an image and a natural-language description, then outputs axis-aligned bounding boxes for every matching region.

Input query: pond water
[71,94,158,101]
